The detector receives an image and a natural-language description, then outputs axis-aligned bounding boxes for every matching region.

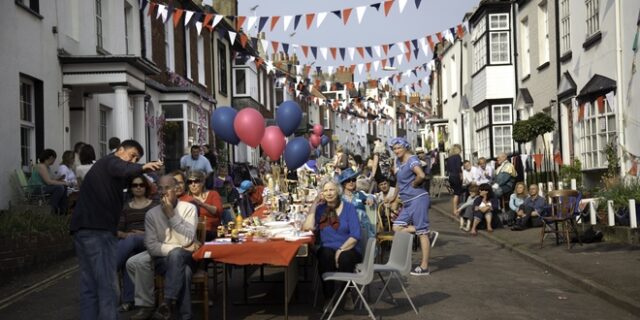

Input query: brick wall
[0,234,73,285]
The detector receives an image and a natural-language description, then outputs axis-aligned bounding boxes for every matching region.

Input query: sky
[238,0,480,95]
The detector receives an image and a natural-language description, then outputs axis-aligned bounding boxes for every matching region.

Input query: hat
[415,147,425,154]
[237,180,253,193]
[338,168,359,184]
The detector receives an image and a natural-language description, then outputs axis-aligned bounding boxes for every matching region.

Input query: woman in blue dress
[389,137,432,275]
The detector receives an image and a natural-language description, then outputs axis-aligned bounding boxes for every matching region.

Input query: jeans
[154,248,194,320]
[126,251,154,308]
[74,229,118,320]
[116,234,146,304]
[42,184,67,214]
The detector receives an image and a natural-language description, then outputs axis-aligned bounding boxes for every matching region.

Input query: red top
[197,190,223,231]
[250,185,265,207]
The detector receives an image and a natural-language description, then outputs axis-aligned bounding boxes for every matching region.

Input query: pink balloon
[312,124,324,136]
[309,134,321,148]
[260,126,286,161]
[233,108,265,148]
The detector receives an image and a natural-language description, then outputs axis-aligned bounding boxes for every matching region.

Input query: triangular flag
[283,16,293,30]
[184,11,194,26]
[240,34,248,48]
[356,6,367,24]
[342,8,353,25]
[305,13,315,29]
[320,47,328,60]
[258,17,269,32]
[415,0,422,9]
[317,12,328,28]
[339,47,346,60]
[172,9,184,28]
[349,65,356,73]
[357,47,365,58]
[293,15,302,30]
[365,46,372,57]
[211,15,223,29]
[382,44,389,55]
[140,0,149,11]
[384,0,394,16]
[311,46,318,59]
[413,48,420,59]
[456,24,465,38]
[192,12,203,29]
[203,14,213,30]
[426,35,435,50]
[330,47,337,60]
[270,16,280,31]
[228,31,236,45]
[271,41,280,53]
[411,39,418,50]
[394,54,400,66]
[156,4,165,20]
[348,47,355,60]
[370,3,381,11]
[445,28,455,43]
[236,16,246,31]
[405,51,412,62]
[246,16,258,32]
[374,45,381,57]
[331,10,342,19]
[398,0,408,13]
[195,21,203,35]
[373,60,380,71]
[282,43,290,55]
[147,2,156,17]
[382,59,388,69]
[301,45,309,58]
[366,62,372,72]
[404,41,411,52]
[166,2,174,22]
[436,32,443,42]
[357,64,364,74]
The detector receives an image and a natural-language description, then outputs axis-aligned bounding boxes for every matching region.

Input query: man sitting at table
[126,175,198,320]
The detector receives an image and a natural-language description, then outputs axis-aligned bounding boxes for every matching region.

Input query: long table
[193,237,313,319]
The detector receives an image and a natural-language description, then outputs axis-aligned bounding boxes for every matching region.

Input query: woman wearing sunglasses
[187,170,223,241]
[338,168,376,241]
[116,175,158,312]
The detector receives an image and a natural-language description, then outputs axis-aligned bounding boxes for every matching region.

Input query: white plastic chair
[373,231,419,314]
[320,238,377,320]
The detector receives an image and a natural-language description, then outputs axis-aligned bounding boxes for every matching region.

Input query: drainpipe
[512,1,520,154]
[614,0,626,175]
[554,0,563,160]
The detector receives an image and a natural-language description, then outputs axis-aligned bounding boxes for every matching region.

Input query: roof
[577,74,616,102]
[557,72,577,99]
[518,88,534,105]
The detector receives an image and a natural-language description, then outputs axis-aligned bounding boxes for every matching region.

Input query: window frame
[217,40,228,96]
[197,35,205,85]
[492,104,513,124]
[164,20,175,71]
[99,107,109,157]
[489,31,510,64]
[585,0,600,38]
[20,77,35,171]
[538,1,550,65]
[579,98,616,169]
[492,125,514,156]
[185,27,192,80]
[560,0,571,55]
[450,54,458,96]
[234,68,247,95]
[489,13,509,31]
[96,0,103,50]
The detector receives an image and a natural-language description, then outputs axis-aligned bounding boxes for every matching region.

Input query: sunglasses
[131,183,146,188]
[187,179,202,185]
[345,178,357,183]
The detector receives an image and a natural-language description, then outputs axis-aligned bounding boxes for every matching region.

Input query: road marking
[0,265,78,310]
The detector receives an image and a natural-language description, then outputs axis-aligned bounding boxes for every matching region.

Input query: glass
[187,179,201,185]
[131,183,145,188]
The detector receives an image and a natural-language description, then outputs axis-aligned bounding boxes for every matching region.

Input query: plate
[263,221,291,228]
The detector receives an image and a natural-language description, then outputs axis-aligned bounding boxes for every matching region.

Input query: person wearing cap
[186,170,223,240]
[388,137,434,276]
[338,168,376,240]
[234,180,256,217]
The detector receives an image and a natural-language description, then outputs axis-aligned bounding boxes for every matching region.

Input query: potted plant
[602,138,620,189]
[559,159,583,190]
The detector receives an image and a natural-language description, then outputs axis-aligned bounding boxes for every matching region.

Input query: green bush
[0,210,70,239]
[596,179,640,212]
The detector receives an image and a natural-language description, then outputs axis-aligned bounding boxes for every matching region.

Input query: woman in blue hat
[338,168,376,240]
[388,137,433,276]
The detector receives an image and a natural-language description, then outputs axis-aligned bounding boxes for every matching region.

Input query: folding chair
[373,231,418,314]
[320,238,377,320]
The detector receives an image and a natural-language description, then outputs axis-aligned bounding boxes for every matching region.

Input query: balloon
[321,135,330,146]
[276,101,302,136]
[284,137,311,170]
[260,126,286,161]
[309,134,321,148]
[312,124,324,136]
[233,108,265,148]
[211,107,240,145]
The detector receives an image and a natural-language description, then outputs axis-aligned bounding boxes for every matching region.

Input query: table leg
[284,266,288,320]
[222,263,227,320]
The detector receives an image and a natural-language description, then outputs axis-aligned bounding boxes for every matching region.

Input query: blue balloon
[276,101,302,136]
[211,107,240,145]
[284,137,311,170]
[321,135,330,146]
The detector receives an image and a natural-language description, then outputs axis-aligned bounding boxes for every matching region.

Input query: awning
[576,74,616,103]
[557,71,577,100]
[516,88,534,110]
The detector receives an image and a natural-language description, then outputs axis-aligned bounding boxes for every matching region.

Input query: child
[455,184,479,231]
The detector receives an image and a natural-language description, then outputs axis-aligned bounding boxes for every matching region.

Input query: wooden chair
[155,217,209,319]
[540,190,582,249]
[376,205,395,262]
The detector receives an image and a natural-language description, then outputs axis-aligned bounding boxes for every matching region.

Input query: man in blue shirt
[180,145,213,175]
[511,184,547,231]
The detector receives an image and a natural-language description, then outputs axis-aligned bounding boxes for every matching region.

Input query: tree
[527,112,556,154]
[513,120,534,144]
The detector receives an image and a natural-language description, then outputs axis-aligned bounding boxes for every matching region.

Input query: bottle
[217,225,225,238]
[235,208,243,228]
[231,228,239,243]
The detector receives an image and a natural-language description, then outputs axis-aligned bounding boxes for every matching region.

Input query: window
[16,0,39,14]
[489,14,509,30]
[99,108,108,157]
[520,18,530,76]
[490,32,510,64]
[473,35,487,73]
[217,40,228,96]
[441,64,448,99]
[579,98,615,169]
[235,69,247,95]
[475,107,489,129]
[185,28,192,79]
[538,1,550,64]
[96,0,103,49]
[585,0,600,38]
[493,125,513,155]
[197,36,204,84]
[477,128,491,158]
[164,20,175,71]
[492,104,512,124]
[323,108,330,129]
[450,55,457,95]
[560,0,571,54]
[20,78,35,171]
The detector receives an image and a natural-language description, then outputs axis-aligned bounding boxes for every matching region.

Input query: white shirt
[462,166,482,186]
[56,164,77,186]
[477,165,494,185]
[180,155,213,174]
[376,186,397,204]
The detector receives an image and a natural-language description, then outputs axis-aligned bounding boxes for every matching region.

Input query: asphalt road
[0,199,636,319]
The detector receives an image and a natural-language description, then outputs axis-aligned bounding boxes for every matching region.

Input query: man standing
[70,140,162,320]
[180,145,213,175]
[201,144,217,171]
[146,175,199,319]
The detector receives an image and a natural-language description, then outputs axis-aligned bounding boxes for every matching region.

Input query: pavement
[0,196,638,319]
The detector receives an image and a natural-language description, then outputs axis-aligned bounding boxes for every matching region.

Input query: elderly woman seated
[470,183,500,236]
[303,179,362,310]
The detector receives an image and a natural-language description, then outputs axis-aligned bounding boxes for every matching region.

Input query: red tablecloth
[193,237,313,267]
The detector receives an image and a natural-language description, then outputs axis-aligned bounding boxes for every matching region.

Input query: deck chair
[373,231,418,314]
[13,168,49,206]
[156,217,209,319]
[320,238,377,320]
[540,190,582,249]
